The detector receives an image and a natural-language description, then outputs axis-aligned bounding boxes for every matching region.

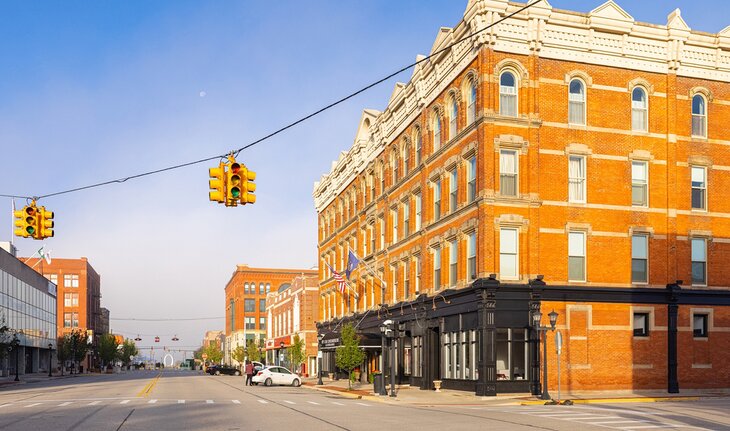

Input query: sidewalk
[0,371,97,388]
[301,377,730,406]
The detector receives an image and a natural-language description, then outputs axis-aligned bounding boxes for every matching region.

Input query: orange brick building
[313,0,730,395]
[25,257,103,372]
[224,265,316,366]
[264,273,319,375]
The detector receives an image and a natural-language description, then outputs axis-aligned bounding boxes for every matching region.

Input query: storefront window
[496,328,527,380]
[412,336,422,377]
[441,330,477,380]
[403,338,412,375]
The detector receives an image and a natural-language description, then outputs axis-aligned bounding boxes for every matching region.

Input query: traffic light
[240,166,256,205]
[208,162,226,203]
[37,206,54,239]
[13,205,38,238]
[226,161,242,206]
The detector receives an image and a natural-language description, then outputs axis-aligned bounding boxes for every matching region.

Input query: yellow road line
[520,396,700,405]
[136,372,162,398]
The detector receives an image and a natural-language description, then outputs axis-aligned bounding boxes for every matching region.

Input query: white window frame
[415,193,422,231]
[499,149,518,197]
[467,232,476,281]
[632,161,649,207]
[691,94,707,138]
[631,234,649,284]
[568,78,586,126]
[499,228,519,280]
[391,208,398,244]
[433,112,441,152]
[448,96,458,140]
[499,71,518,117]
[403,200,410,237]
[449,168,458,213]
[433,179,441,222]
[433,247,441,291]
[467,156,476,203]
[568,231,586,282]
[631,87,648,132]
[691,237,707,286]
[568,155,586,203]
[691,166,707,211]
[449,239,458,287]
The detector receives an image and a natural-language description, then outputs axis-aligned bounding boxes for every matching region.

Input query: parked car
[251,366,301,387]
[208,365,242,376]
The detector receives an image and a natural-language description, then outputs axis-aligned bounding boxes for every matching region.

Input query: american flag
[326,263,347,294]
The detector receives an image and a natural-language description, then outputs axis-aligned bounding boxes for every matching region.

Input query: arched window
[414,127,422,166]
[392,148,399,183]
[433,111,441,152]
[379,160,385,192]
[631,87,648,132]
[466,79,477,125]
[692,94,707,138]
[403,142,410,177]
[448,95,458,140]
[499,71,517,117]
[568,79,585,125]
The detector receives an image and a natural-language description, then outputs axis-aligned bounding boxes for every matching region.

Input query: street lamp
[532,309,559,401]
[317,333,324,385]
[48,343,53,377]
[379,319,396,398]
[11,333,20,382]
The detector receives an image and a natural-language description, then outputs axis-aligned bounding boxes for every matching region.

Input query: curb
[520,396,701,405]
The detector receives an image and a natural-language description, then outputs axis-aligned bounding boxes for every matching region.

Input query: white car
[251,366,301,387]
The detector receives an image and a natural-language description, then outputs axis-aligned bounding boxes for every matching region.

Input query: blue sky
[1,0,727,359]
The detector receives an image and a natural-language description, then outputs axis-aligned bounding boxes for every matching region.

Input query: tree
[245,339,261,363]
[335,323,366,389]
[203,343,222,364]
[289,334,306,375]
[231,345,246,369]
[56,336,70,376]
[0,315,10,363]
[119,339,139,367]
[98,334,120,369]
[67,329,91,372]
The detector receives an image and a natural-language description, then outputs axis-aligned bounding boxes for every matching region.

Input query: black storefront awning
[320,331,382,350]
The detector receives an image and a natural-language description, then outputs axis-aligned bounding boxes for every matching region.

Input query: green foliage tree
[55,336,70,376]
[335,323,366,389]
[231,345,246,369]
[98,334,120,369]
[193,346,204,361]
[203,343,222,364]
[245,339,261,362]
[289,334,306,375]
[119,339,139,367]
[0,315,10,362]
[67,329,91,372]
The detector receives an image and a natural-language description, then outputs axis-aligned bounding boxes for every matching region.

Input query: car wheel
[292,379,301,387]
[264,378,272,387]
[234,371,240,376]
[215,370,220,376]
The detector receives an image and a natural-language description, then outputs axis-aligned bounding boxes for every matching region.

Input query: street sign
[555,331,563,355]
[279,353,284,362]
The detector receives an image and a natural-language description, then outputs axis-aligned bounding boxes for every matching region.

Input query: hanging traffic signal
[226,161,242,206]
[208,162,226,203]
[37,206,54,239]
[240,166,256,205]
[13,205,39,238]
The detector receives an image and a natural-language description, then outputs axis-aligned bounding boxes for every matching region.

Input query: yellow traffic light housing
[226,161,242,206]
[37,206,54,239]
[240,167,256,205]
[14,205,38,238]
[208,162,226,203]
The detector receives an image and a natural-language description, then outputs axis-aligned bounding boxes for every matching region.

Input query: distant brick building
[314,0,730,395]
[265,273,319,375]
[224,265,316,366]
[23,257,102,372]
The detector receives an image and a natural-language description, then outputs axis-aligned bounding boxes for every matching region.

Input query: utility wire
[4,0,542,202]
[110,316,223,322]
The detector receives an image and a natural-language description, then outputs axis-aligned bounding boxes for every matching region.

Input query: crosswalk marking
[307,401,320,405]
[148,400,158,404]
[120,400,130,404]
[88,401,101,406]
[206,400,214,404]
[284,400,295,404]
[59,402,73,406]
[178,400,185,404]
[24,403,41,408]
[232,400,241,404]
[331,402,344,406]
[355,402,370,407]
[257,399,268,404]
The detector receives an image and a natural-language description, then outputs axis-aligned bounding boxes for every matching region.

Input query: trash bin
[373,372,384,395]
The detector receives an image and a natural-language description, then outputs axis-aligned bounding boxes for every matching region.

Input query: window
[632,87,648,132]
[449,168,458,213]
[266,283,271,293]
[259,299,266,312]
[258,283,263,294]
[413,336,423,377]
[45,273,58,285]
[691,238,707,285]
[632,235,648,283]
[568,231,586,282]
[415,255,422,294]
[466,79,477,125]
[467,232,476,281]
[404,263,410,299]
[64,274,79,288]
[495,328,527,381]
[500,228,519,280]
[499,71,517,117]
[692,94,707,138]
[392,148,399,184]
[370,225,375,253]
[403,201,410,237]
[433,179,441,221]
[449,239,458,287]
[448,96,458,140]
[693,314,708,338]
[415,128,422,166]
[392,263,399,301]
[691,166,706,210]
[64,312,79,328]
[467,156,476,203]
[245,317,255,330]
[244,299,255,312]
[391,208,398,243]
[379,161,385,193]
[259,317,266,330]
[433,248,441,291]
[499,150,518,197]
[64,293,79,307]
[568,79,585,125]
[379,216,385,249]
[632,161,648,206]
[404,143,410,177]
[415,194,422,231]
[568,155,586,203]
[633,312,649,337]
[433,112,441,152]
[230,299,235,332]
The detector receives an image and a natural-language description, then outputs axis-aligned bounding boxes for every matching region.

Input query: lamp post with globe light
[532,310,559,401]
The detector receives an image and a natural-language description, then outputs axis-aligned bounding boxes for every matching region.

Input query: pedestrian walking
[245,360,254,386]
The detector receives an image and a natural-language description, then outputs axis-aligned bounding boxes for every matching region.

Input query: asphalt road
[0,370,728,431]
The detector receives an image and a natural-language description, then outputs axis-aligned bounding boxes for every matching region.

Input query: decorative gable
[589,0,634,34]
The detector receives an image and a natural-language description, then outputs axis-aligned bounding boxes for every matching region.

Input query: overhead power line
[110,316,224,322]
[3,0,543,202]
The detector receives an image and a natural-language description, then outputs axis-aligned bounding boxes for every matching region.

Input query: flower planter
[433,380,442,392]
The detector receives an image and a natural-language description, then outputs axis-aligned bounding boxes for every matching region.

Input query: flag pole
[346,246,388,308]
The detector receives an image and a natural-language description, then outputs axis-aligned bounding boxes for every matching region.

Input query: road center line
[120,400,130,404]
[88,401,101,406]
[148,400,158,404]
[177,400,185,404]
[59,402,73,406]
[307,401,320,405]
[24,403,41,408]
[0,404,13,408]
[257,399,268,404]
[232,400,241,404]
[206,400,214,404]
[283,400,295,404]
[331,402,344,406]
